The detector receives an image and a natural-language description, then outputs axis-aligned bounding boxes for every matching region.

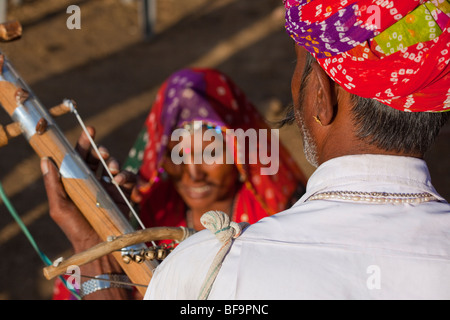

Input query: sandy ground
[0,0,448,300]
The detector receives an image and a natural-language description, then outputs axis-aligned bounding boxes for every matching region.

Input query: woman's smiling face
[162,127,239,212]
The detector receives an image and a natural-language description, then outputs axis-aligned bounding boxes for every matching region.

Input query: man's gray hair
[280,51,450,155]
[351,95,450,155]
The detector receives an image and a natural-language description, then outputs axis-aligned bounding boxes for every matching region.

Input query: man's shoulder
[236,199,450,249]
[174,228,222,253]
[145,229,224,299]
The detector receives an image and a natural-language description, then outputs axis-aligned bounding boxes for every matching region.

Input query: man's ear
[311,63,337,126]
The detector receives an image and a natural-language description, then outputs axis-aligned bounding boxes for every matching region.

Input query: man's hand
[75,126,138,217]
[40,126,138,299]
[40,125,137,251]
[41,156,100,253]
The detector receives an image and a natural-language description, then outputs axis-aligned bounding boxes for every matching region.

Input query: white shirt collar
[296,154,445,204]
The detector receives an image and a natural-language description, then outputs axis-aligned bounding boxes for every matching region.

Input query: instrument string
[65,102,142,218]
[65,273,148,289]
[67,100,157,247]
[0,181,82,300]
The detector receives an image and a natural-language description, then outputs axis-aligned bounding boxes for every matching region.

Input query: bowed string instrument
[0,21,194,296]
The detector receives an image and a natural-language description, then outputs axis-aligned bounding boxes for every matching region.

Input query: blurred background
[0,0,448,300]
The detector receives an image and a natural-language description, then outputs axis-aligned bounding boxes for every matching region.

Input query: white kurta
[144,155,450,300]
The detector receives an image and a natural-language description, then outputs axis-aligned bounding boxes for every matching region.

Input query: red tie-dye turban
[284,0,450,112]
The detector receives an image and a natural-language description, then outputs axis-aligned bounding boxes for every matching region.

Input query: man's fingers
[104,155,119,176]
[113,170,137,190]
[98,157,120,184]
[75,126,96,160]
[74,125,112,173]
[41,157,80,227]
[41,157,67,205]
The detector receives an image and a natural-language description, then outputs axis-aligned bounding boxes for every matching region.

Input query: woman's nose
[185,162,206,181]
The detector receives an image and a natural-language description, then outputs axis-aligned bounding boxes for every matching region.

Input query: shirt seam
[309,174,434,192]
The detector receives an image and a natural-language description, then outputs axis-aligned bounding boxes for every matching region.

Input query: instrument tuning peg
[15,88,29,105]
[49,100,76,117]
[35,118,48,135]
[0,21,22,42]
[0,122,22,147]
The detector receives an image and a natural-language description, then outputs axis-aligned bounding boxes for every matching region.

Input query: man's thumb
[41,157,65,202]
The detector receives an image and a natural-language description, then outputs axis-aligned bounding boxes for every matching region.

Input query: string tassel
[197,211,248,300]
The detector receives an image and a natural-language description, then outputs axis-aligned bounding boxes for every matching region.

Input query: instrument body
[0,52,157,295]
